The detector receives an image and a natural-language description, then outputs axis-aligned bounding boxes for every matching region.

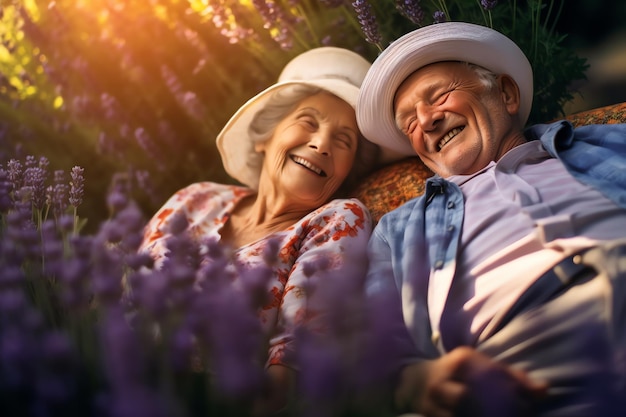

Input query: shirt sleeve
[138,182,228,266]
[366,216,424,374]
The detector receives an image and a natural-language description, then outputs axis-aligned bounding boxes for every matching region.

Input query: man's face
[393,61,521,178]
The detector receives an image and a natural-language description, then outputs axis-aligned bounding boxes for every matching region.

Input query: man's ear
[497,74,521,116]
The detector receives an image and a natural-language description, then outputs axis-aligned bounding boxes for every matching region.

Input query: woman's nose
[308,133,331,155]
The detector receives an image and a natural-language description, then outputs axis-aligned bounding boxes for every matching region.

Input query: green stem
[474,0,490,27]
[73,206,79,235]
[549,0,564,34]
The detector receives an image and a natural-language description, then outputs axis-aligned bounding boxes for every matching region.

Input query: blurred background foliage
[0,0,614,230]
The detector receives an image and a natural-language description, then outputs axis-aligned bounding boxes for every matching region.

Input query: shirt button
[447,225,455,232]
[434,260,444,269]
[447,201,455,209]
[431,331,441,345]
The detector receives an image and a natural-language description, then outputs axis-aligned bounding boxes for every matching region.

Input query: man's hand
[395,346,548,417]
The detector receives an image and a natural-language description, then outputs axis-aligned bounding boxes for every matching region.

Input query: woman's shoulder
[319,197,368,211]
[307,198,371,225]
[171,181,252,202]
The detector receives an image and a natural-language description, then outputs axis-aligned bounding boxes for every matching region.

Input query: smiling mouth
[291,155,327,177]
[438,127,465,150]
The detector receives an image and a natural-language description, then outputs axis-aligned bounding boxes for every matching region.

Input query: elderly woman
[139,47,383,414]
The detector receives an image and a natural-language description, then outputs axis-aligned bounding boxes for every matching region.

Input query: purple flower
[167,211,188,236]
[36,331,78,404]
[433,10,447,23]
[481,0,498,11]
[23,164,48,210]
[5,201,40,259]
[47,169,69,217]
[395,0,425,25]
[134,127,166,170]
[0,168,12,211]
[7,158,23,193]
[0,265,23,289]
[251,0,298,50]
[211,4,255,44]
[69,166,84,208]
[169,326,194,371]
[352,0,383,47]
[99,305,144,386]
[107,190,128,214]
[208,288,265,398]
[238,264,273,307]
[295,328,343,415]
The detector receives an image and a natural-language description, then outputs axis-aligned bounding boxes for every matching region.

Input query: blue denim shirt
[366,121,626,359]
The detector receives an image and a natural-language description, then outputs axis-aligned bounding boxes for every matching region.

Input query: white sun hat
[357,22,534,156]
[216,47,372,189]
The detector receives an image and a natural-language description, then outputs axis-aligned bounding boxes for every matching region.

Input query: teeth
[438,127,464,150]
[292,156,324,176]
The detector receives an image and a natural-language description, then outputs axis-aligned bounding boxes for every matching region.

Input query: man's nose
[416,102,443,132]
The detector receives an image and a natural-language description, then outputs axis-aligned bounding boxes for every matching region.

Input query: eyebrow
[297,106,321,115]
[298,106,358,138]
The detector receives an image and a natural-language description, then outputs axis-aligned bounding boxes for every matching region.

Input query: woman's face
[255,91,359,206]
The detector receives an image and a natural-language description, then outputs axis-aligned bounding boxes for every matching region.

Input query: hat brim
[216,79,361,189]
[357,22,533,156]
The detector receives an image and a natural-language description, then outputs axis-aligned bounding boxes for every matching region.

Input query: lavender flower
[0,168,12,211]
[48,169,69,217]
[0,156,418,416]
[36,331,79,404]
[395,0,425,25]
[433,10,447,23]
[481,0,498,11]
[7,158,23,194]
[252,0,301,49]
[210,3,255,44]
[23,163,48,210]
[98,306,171,417]
[69,166,84,208]
[352,0,383,48]
[134,127,166,170]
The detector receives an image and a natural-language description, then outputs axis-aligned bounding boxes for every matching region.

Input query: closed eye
[334,133,354,149]
[433,90,452,105]
[401,117,417,136]
[298,115,317,129]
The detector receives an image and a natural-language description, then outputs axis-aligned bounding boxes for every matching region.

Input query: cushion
[353,102,626,224]
[351,157,432,224]
[563,101,626,127]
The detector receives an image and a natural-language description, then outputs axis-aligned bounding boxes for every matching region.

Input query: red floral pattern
[140,182,372,367]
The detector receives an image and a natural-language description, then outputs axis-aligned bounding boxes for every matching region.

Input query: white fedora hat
[357,22,533,156]
[216,47,372,189]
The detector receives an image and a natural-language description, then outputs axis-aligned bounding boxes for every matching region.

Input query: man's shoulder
[376,196,423,228]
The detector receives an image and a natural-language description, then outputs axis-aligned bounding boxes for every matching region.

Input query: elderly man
[357,22,626,417]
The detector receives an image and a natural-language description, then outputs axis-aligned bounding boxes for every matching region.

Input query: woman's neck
[220,192,312,248]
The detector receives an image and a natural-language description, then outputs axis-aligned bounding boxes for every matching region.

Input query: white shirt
[439,141,626,347]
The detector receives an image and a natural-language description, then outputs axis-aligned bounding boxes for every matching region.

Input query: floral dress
[139,182,373,368]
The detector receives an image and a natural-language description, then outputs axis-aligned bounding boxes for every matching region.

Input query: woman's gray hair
[248,84,380,198]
